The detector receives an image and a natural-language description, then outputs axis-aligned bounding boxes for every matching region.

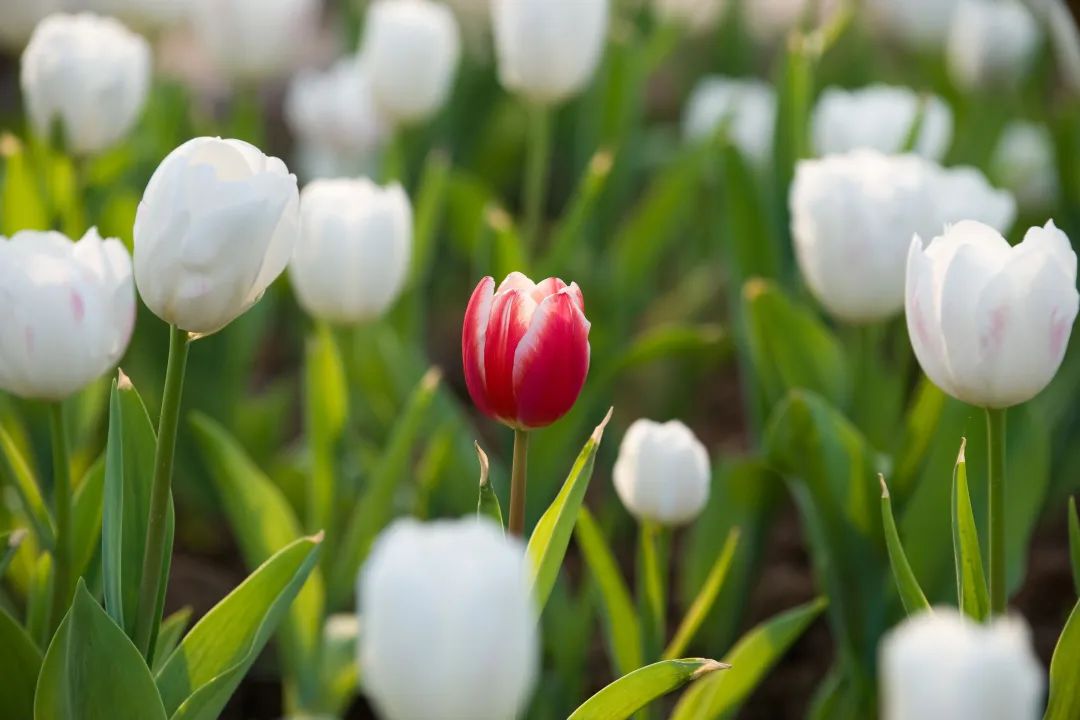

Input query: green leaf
[527,409,612,611]
[880,477,930,615]
[0,529,27,580]
[71,459,104,582]
[568,658,728,720]
[952,439,989,621]
[190,413,324,705]
[1045,600,1080,720]
[542,149,615,275]
[575,506,641,676]
[155,534,323,720]
[330,368,441,608]
[320,614,360,716]
[743,279,850,410]
[303,323,347,536]
[35,580,166,720]
[102,382,125,628]
[1069,497,1080,598]
[410,149,451,288]
[609,324,729,377]
[152,608,192,673]
[670,597,828,720]
[0,605,41,720]
[665,528,740,659]
[0,425,54,549]
[0,133,49,235]
[26,553,53,649]
[474,442,504,530]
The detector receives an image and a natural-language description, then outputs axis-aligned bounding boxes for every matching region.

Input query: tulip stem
[637,520,668,665]
[134,324,190,659]
[508,429,530,536]
[48,401,71,632]
[986,407,1007,616]
[522,103,551,254]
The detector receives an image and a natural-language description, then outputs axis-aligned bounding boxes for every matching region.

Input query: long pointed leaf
[0,605,41,720]
[665,528,740,660]
[0,425,54,549]
[474,442,504,530]
[880,477,930,615]
[1068,497,1080,598]
[568,658,728,720]
[1045,600,1080,720]
[952,439,989,621]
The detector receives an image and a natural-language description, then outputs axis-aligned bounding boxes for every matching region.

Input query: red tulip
[462,272,591,429]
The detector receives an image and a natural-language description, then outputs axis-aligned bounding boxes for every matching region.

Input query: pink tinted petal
[565,282,585,312]
[497,271,536,294]
[531,277,567,303]
[512,291,591,429]
[484,289,538,421]
[462,277,495,418]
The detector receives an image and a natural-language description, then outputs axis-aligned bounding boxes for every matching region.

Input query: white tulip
[491,0,610,105]
[880,609,1044,720]
[868,0,959,49]
[682,76,776,169]
[188,0,321,81]
[654,0,728,31]
[906,219,1077,408]
[743,0,840,43]
[358,518,539,720]
[993,121,1059,212]
[613,419,710,526]
[361,0,461,125]
[947,0,1040,90]
[0,0,64,50]
[284,57,388,171]
[134,137,300,335]
[0,228,134,401]
[20,13,151,156]
[812,84,953,161]
[791,150,1015,323]
[290,178,412,323]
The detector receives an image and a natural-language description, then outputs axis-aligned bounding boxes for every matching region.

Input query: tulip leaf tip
[692,659,732,678]
[879,474,890,499]
[592,407,615,443]
[475,442,491,488]
[421,367,443,391]
[8,528,27,549]
[957,437,967,464]
[116,367,133,391]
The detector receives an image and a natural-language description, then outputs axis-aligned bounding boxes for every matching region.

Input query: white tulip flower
[358,518,539,720]
[361,0,461,125]
[812,84,953,161]
[290,178,412,324]
[906,219,1078,409]
[654,0,728,31]
[791,150,1015,323]
[881,609,1044,720]
[993,121,1059,212]
[613,419,711,526]
[134,137,300,335]
[0,228,134,401]
[947,0,1040,90]
[491,0,610,105]
[188,0,321,81]
[20,13,151,156]
[682,76,776,170]
[868,0,959,49]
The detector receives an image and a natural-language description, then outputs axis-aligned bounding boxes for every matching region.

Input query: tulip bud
[947,0,1039,90]
[906,219,1078,409]
[868,0,958,49]
[682,77,776,170]
[134,137,300,335]
[791,150,1015,323]
[992,121,1059,213]
[812,84,953,161]
[491,0,610,105]
[289,178,412,324]
[361,0,461,125]
[613,419,710,526]
[20,13,151,156]
[880,609,1044,720]
[358,518,539,720]
[653,0,728,32]
[188,0,321,81]
[462,272,590,430]
[0,228,135,401]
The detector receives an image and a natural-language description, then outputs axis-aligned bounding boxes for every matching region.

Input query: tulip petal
[484,289,538,421]
[512,290,590,429]
[497,271,536,294]
[531,277,567,304]
[906,236,955,398]
[462,276,495,418]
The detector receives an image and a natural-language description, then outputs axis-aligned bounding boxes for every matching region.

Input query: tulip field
[4,0,1080,718]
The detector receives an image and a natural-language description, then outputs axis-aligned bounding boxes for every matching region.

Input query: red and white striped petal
[531,277,567,304]
[462,276,495,418]
[497,271,536,294]
[484,288,539,421]
[511,288,591,429]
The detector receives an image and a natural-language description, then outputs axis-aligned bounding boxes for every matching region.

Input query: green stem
[522,104,552,254]
[637,520,668,663]
[508,429,529,536]
[133,324,190,659]
[986,407,1007,616]
[48,401,70,631]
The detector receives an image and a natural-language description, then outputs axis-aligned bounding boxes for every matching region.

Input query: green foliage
[879,477,930,616]
[665,529,740,660]
[568,658,728,720]
[0,606,41,720]
[1045,601,1080,720]
[951,439,989,621]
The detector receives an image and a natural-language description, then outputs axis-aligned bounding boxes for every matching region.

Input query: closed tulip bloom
[0,228,134,400]
[880,609,1044,720]
[812,85,953,161]
[189,0,321,81]
[947,0,1039,90]
[359,518,539,720]
[491,0,609,105]
[134,137,300,335]
[289,178,412,323]
[462,272,590,430]
[654,0,728,31]
[613,419,710,526]
[993,121,1059,212]
[791,150,1015,323]
[683,77,776,169]
[906,220,1078,409]
[20,13,151,156]
[361,0,461,125]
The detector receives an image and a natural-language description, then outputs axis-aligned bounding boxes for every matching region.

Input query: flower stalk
[48,401,70,631]
[508,429,530,536]
[986,407,1007,616]
[523,104,551,252]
